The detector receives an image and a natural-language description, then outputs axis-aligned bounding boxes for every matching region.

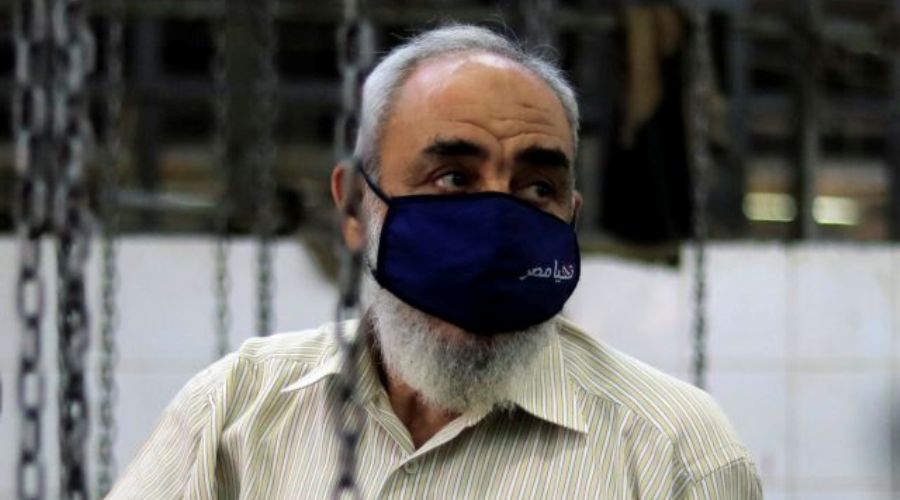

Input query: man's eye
[520,181,556,201]
[435,171,469,190]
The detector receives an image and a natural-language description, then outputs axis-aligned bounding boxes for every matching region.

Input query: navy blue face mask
[359,164,581,336]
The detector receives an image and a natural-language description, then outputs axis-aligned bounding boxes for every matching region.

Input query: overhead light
[813,196,860,226]
[743,193,861,226]
[743,193,797,222]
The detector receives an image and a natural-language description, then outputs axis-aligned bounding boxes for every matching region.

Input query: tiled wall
[0,239,896,499]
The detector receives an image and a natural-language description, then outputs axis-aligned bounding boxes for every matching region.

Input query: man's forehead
[398,51,562,113]
[411,52,529,80]
[387,51,573,153]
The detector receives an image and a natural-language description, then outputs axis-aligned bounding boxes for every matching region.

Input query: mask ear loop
[355,159,391,203]
[353,159,386,278]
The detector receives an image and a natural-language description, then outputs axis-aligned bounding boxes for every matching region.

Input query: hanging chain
[212,0,232,357]
[52,0,96,497]
[334,0,372,163]
[689,5,713,390]
[97,0,124,495]
[14,1,52,499]
[332,0,372,497]
[253,0,278,337]
[331,191,366,500]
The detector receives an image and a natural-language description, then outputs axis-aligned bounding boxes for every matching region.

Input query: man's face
[364,52,579,340]
[353,52,577,412]
[377,52,577,221]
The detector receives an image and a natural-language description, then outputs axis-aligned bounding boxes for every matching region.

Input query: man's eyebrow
[421,138,489,160]
[515,146,571,169]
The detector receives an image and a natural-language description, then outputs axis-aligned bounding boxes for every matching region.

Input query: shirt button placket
[402,461,419,474]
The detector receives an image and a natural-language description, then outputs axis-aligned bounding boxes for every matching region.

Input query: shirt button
[403,461,419,474]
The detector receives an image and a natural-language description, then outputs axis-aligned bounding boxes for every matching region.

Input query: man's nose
[479,176,512,194]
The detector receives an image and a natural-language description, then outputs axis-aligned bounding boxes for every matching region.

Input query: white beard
[361,193,555,414]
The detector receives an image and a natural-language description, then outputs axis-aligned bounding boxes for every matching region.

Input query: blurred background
[1,0,899,499]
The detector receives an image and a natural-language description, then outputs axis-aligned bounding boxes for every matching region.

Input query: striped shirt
[107,317,762,499]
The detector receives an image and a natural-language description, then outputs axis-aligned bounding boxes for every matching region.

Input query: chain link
[332,0,373,497]
[688,6,713,390]
[331,211,366,500]
[334,0,372,164]
[97,0,124,495]
[212,0,232,358]
[253,0,278,337]
[14,1,52,498]
[52,0,95,497]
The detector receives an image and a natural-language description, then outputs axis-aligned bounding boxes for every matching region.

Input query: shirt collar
[507,326,588,434]
[280,351,341,393]
[281,319,588,434]
[280,320,380,403]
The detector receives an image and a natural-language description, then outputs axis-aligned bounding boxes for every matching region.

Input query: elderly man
[109,25,762,499]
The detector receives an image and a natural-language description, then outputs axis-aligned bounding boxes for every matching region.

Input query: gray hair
[353,24,580,177]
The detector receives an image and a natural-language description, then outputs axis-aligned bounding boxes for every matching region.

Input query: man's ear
[571,190,583,226]
[331,163,365,251]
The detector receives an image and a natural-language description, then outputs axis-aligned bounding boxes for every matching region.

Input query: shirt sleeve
[678,458,763,500]
[105,356,234,500]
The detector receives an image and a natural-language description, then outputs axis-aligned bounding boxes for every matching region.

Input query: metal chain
[332,1,372,497]
[212,0,232,357]
[97,0,124,495]
[14,1,53,498]
[688,5,713,390]
[214,232,232,357]
[253,0,278,337]
[52,0,96,498]
[331,207,366,500]
[334,0,372,163]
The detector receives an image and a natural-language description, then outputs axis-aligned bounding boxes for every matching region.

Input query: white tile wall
[704,244,789,365]
[0,249,19,368]
[793,246,893,364]
[268,242,340,336]
[793,369,892,489]
[567,256,688,373]
[220,241,274,345]
[113,238,218,369]
[764,490,789,500]
[893,248,900,366]
[0,366,15,500]
[114,370,198,467]
[793,491,894,500]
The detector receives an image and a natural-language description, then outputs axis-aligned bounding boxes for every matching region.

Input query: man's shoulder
[556,317,753,477]
[234,322,343,364]
[556,317,703,403]
[221,321,351,394]
[171,323,344,414]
